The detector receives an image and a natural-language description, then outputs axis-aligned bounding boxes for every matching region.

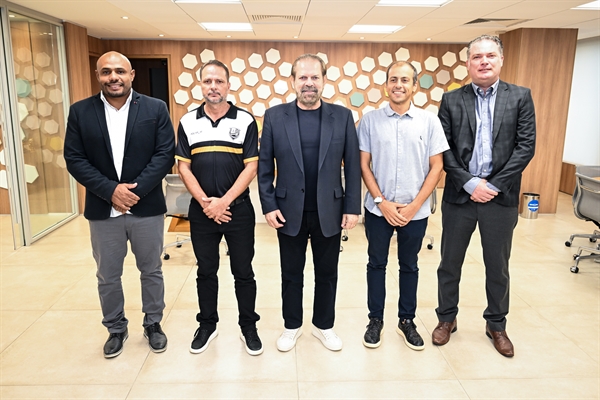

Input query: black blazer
[64,91,175,220]
[258,101,361,237]
[439,81,536,207]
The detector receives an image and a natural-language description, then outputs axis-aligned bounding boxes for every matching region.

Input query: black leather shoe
[240,328,263,356]
[190,326,218,354]
[396,319,425,351]
[104,329,128,359]
[363,317,384,348]
[144,322,167,353]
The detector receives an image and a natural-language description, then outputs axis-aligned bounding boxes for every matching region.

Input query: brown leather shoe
[431,319,457,346]
[485,324,514,357]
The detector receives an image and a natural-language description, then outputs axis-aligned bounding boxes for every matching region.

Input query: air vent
[251,14,302,24]
[464,18,531,28]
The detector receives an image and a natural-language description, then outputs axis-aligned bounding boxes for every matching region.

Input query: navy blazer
[64,91,175,220]
[258,101,361,237]
[438,81,536,207]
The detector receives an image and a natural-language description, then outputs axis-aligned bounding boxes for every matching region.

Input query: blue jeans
[364,209,428,320]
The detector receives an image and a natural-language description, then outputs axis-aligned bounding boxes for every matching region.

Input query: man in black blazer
[64,51,175,358]
[258,54,361,352]
[433,36,536,357]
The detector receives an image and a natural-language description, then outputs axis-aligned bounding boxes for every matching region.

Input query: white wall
[563,36,600,165]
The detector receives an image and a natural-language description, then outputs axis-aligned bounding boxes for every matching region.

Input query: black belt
[229,195,248,208]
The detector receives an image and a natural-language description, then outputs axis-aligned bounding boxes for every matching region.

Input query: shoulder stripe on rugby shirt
[191,146,243,155]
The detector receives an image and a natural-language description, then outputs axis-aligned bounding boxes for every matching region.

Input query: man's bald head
[95,51,135,108]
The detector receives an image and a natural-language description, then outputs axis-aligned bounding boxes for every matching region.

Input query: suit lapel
[318,102,334,171]
[492,81,509,142]
[124,91,140,150]
[93,93,113,162]
[283,102,304,173]
[462,85,477,141]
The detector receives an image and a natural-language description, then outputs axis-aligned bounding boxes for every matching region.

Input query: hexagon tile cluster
[174,46,470,127]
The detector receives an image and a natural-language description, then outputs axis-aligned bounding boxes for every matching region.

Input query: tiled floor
[1,191,598,399]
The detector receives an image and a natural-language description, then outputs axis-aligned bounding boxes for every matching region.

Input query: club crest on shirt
[229,127,240,139]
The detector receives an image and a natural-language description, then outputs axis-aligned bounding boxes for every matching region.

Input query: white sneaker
[276,328,302,352]
[312,326,343,351]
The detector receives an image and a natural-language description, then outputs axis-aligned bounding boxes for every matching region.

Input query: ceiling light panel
[199,22,253,31]
[377,0,453,6]
[348,25,403,34]
[572,1,599,10]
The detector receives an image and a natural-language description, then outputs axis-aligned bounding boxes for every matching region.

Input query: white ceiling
[6,0,600,42]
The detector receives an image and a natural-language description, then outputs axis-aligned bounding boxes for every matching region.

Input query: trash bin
[520,193,540,219]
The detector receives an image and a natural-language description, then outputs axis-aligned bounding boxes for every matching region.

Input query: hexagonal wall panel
[285,93,296,103]
[32,84,46,99]
[322,83,335,99]
[351,110,359,123]
[18,103,28,121]
[231,58,246,74]
[256,84,271,100]
[23,66,39,81]
[430,87,444,102]
[327,66,340,82]
[244,71,259,87]
[230,76,242,91]
[362,105,375,116]
[16,48,31,63]
[261,66,276,82]
[35,52,51,68]
[453,65,468,80]
[316,52,328,65]
[373,70,386,85]
[239,89,254,105]
[43,120,59,134]
[395,47,410,61]
[16,79,31,98]
[350,93,364,108]
[182,53,198,69]
[356,75,370,90]
[442,51,457,67]
[178,72,194,87]
[55,154,66,169]
[343,61,358,77]
[338,79,353,95]
[279,62,292,77]
[419,74,434,90]
[459,47,468,62]
[20,97,34,111]
[252,102,266,117]
[200,49,215,63]
[269,98,283,107]
[424,56,439,72]
[42,71,57,86]
[188,103,201,112]
[378,100,389,109]
[378,52,393,67]
[274,80,288,95]
[174,89,189,105]
[227,94,237,105]
[413,92,428,107]
[248,53,263,69]
[436,70,451,85]
[48,89,63,104]
[266,48,281,64]
[334,98,347,107]
[191,85,203,100]
[361,57,375,72]
[37,102,52,117]
[24,164,38,183]
[411,61,422,75]
[426,104,439,114]
[447,82,461,91]
[42,149,53,164]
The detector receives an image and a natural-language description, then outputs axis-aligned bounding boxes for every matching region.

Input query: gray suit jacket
[258,101,361,237]
[439,80,536,207]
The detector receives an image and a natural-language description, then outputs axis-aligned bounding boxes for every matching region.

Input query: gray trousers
[436,200,518,331]
[89,214,165,333]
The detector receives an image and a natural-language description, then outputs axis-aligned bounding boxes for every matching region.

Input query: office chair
[566,166,600,273]
[162,174,193,260]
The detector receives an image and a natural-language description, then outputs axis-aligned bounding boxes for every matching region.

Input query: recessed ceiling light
[174,0,242,3]
[572,1,599,10]
[360,36,365,40]
[8,14,15,18]
[348,25,403,34]
[122,16,129,19]
[377,0,452,6]
[199,22,252,31]
[226,35,232,38]
[158,34,164,37]
[427,37,432,40]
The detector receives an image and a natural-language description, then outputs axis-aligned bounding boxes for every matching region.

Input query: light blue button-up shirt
[463,80,501,194]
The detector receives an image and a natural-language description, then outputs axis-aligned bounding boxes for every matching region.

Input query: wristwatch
[374,196,384,206]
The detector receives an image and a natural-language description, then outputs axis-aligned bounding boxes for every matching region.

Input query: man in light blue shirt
[358,61,449,351]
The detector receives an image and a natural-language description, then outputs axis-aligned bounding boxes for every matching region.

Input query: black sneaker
[240,328,263,356]
[143,322,167,353]
[396,319,425,351]
[103,329,128,359]
[363,318,384,348]
[190,326,218,354]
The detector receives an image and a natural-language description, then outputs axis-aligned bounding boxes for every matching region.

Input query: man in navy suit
[65,51,175,358]
[433,36,536,357]
[258,54,361,352]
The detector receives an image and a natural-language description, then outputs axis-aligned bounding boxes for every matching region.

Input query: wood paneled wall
[560,162,577,195]
[500,28,578,213]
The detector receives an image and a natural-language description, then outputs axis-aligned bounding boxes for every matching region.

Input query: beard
[296,87,321,107]
[204,92,226,104]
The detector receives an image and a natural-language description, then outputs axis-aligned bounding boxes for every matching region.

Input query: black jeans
[189,198,260,331]
[277,211,342,330]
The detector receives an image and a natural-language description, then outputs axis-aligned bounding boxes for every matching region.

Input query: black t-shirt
[297,105,321,211]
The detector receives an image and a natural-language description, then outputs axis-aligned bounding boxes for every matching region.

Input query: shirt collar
[471,80,499,97]
[196,101,238,120]
[384,102,415,118]
[100,90,133,111]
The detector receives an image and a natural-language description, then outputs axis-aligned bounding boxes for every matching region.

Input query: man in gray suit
[258,54,361,352]
[433,35,536,357]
